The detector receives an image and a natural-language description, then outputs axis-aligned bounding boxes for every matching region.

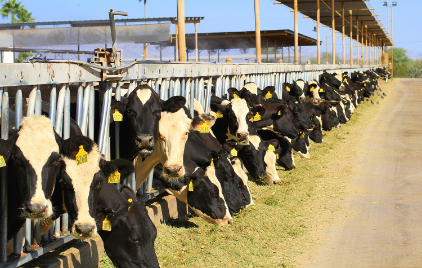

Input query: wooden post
[349,10,353,64]
[356,17,359,64]
[175,24,179,61]
[331,0,335,64]
[294,0,299,64]
[195,23,198,62]
[317,0,320,64]
[361,22,364,64]
[255,0,262,63]
[342,2,345,64]
[177,0,186,62]
[365,25,368,65]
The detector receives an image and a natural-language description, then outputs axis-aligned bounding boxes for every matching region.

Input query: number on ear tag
[233,93,239,98]
[286,86,290,92]
[230,148,238,157]
[265,91,272,99]
[254,112,261,121]
[102,216,111,231]
[113,110,123,122]
[189,180,194,191]
[268,144,275,152]
[216,110,224,118]
[200,121,210,133]
[76,145,88,165]
[108,170,121,184]
[0,155,6,168]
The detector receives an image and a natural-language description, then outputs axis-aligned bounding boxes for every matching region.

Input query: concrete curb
[19,193,186,268]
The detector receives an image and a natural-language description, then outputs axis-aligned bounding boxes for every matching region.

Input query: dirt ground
[299,78,422,267]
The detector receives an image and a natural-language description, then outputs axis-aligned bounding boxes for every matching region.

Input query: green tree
[389,47,413,78]
[1,0,23,23]
[408,59,422,78]
[17,8,35,28]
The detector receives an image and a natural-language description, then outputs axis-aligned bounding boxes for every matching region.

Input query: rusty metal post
[317,0,320,64]
[294,0,298,64]
[177,0,186,62]
[331,0,335,64]
[255,0,262,63]
[342,2,345,64]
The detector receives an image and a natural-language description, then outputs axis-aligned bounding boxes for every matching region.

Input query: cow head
[111,84,162,159]
[3,116,61,219]
[97,186,160,268]
[309,115,323,143]
[58,135,134,239]
[261,86,278,100]
[319,85,342,102]
[288,99,315,133]
[274,136,295,170]
[320,71,342,89]
[263,140,282,184]
[157,96,191,181]
[284,81,305,102]
[271,102,300,139]
[291,132,310,158]
[307,80,322,103]
[225,98,254,145]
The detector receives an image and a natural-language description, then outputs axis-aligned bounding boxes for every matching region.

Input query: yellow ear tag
[343,78,347,82]
[0,155,6,168]
[200,121,210,133]
[319,88,324,93]
[309,86,314,92]
[300,132,305,139]
[265,91,272,99]
[189,180,194,192]
[76,145,88,165]
[276,153,279,159]
[286,86,290,92]
[268,144,275,152]
[210,159,214,167]
[216,110,224,118]
[230,148,238,157]
[102,216,111,231]
[233,93,239,99]
[128,198,133,203]
[364,83,366,86]
[113,110,123,122]
[253,112,261,121]
[364,73,367,76]
[108,170,121,184]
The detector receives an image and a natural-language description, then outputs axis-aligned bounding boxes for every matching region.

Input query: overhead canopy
[274,0,393,46]
[167,30,317,51]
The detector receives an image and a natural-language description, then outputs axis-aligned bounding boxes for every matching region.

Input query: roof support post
[349,10,353,64]
[317,0,320,64]
[356,17,359,64]
[365,25,368,65]
[195,23,198,62]
[342,2,345,64]
[361,22,364,64]
[294,0,299,64]
[177,0,186,62]
[331,0,335,64]
[254,0,262,63]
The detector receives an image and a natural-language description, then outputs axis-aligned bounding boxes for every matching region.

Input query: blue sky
[0,0,420,60]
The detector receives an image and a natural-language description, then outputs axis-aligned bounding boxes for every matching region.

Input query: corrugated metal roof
[274,0,393,46]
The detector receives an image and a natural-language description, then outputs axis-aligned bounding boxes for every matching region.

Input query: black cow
[256,130,295,170]
[96,185,160,268]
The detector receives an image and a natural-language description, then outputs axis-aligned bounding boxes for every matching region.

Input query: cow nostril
[28,204,47,214]
[227,219,233,224]
[165,165,182,175]
[75,224,94,235]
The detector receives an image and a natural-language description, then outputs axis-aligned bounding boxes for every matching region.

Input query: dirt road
[302,79,422,267]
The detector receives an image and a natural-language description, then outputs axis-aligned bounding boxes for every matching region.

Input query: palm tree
[1,0,24,23]
[17,8,35,28]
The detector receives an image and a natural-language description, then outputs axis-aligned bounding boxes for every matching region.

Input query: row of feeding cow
[1,67,390,268]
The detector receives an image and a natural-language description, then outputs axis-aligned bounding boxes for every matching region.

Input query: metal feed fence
[0,61,379,267]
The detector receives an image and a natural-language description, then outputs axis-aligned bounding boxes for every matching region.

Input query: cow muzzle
[73,223,96,239]
[26,203,49,219]
[236,132,249,145]
[163,165,184,181]
[136,134,155,156]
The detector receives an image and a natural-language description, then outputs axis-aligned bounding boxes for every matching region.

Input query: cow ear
[100,158,134,180]
[0,139,14,162]
[227,88,239,99]
[222,140,237,153]
[263,86,275,94]
[210,103,226,115]
[119,185,137,201]
[251,106,266,116]
[264,139,280,151]
[162,96,186,113]
[60,135,94,158]
[110,99,127,123]
[55,132,64,148]
[208,150,219,166]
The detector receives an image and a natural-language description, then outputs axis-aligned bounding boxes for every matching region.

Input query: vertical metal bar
[80,84,90,135]
[55,85,66,136]
[49,86,57,124]
[35,88,42,117]
[76,84,83,127]
[33,220,40,246]
[181,78,186,98]
[98,84,111,154]
[205,78,212,114]
[198,78,204,107]
[115,83,121,159]
[25,219,31,251]
[27,86,37,117]
[103,86,112,160]
[190,79,195,118]
[88,84,95,140]
[61,86,70,233]
[169,79,174,98]
[0,91,8,262]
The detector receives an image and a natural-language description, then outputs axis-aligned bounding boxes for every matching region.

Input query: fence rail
[0,61,381,267]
